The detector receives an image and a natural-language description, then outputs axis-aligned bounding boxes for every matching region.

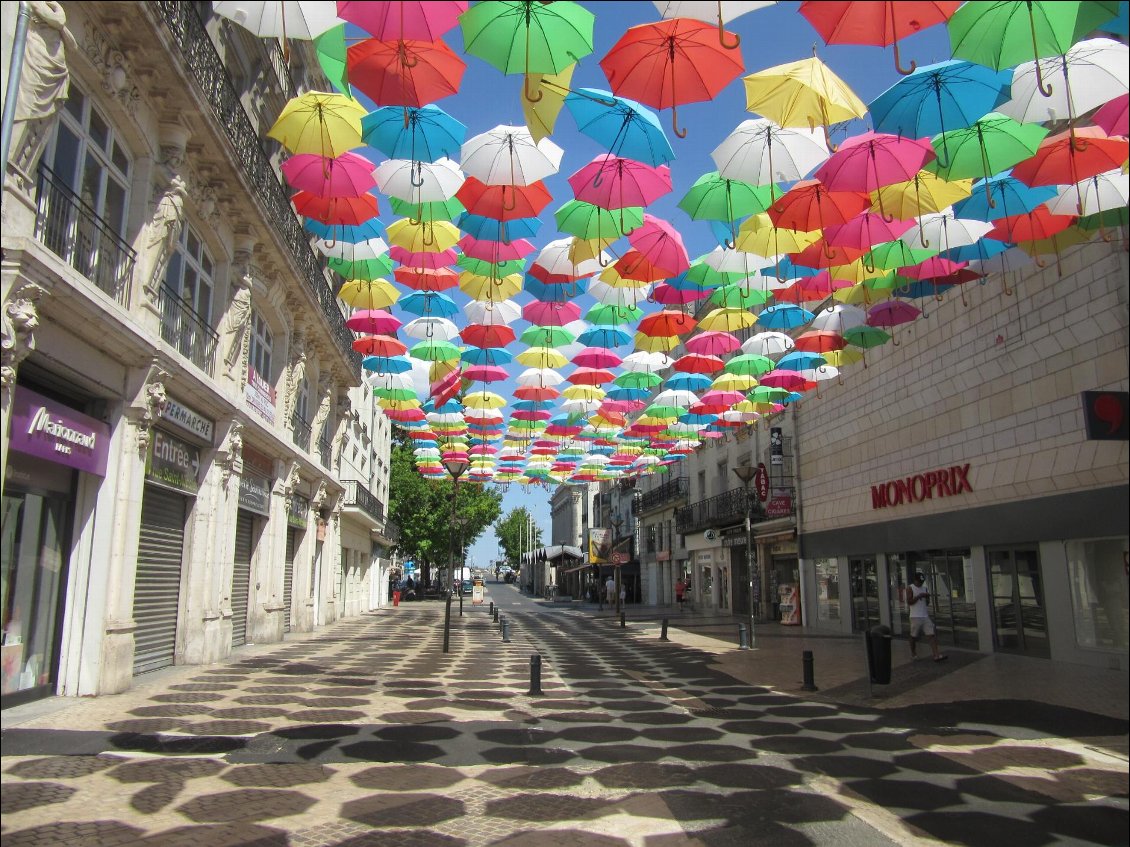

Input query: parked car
[461,579,474,594]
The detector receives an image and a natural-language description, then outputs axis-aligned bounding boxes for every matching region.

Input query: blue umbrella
[869,60,1011,145]
[362,104,466,162]
[1101,0,1128,35]
[679,412,717,425]
[564,87,675,167]
[758,303,814,329]
[514,399,554,411]
[362,354,412,374]
[461,346,513,366]
[776,351,827,371]
[605,386,650,402]
[303,217,385,242]
[939,237,1012,264]
[577,326,632,347]
[951,171,1058,221]
[665,373,712,392]
[457,213,542,241]
[524,276,590,302]
[400,291,459,317]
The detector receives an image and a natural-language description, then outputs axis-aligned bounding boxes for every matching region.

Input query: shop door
[848,557,880,633]
[731,544,751,616]
[231,511,254,648]
[134,486,186,674]
[988,547,1049,657]
[909,551,978,649]
[283,528,297,633]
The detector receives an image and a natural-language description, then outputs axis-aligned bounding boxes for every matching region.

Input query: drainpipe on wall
[1,1,32,193]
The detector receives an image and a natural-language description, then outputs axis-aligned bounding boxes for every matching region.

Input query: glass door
[988,546,1049,657]
[848,557,879,633]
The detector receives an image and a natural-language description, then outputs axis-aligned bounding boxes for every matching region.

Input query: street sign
[754,463,769,502]
[611,552,629,564]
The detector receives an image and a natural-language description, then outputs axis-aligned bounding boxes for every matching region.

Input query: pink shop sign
[10,386,109,476]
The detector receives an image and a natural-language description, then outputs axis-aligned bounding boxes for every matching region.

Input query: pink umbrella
[1093,94,1129,138]
[823,211,913,249]
[684,331,740,356]
[459,235,535,262]
[567,156,673,209]
[628,213,690,275]
[522,300,582,326]
[281,151,377,198]
[575,348,623,368]
[697,390,745,409]
[899,256,968,279]
[601,398,646,414]
[346,309,401,334]
[867,300,921,327]
[759,370,813,390]
[462,364,509,382]
[389,245,458,268]
[337,1,467,40]
[813,132,936,218]
[652,282,709,304]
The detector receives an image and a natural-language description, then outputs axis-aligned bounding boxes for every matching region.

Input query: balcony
[676,488,756,535]
[35,165,135,306]
[157,285,219,374]
[638,476,689,513]
[152,1,361,372]
[343,479,384,525]
[290,411,312,452]
[317,426,332,468]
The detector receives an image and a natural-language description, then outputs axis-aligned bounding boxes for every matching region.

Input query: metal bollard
[459,591,464,617]
[660,617,669,642]
[802,650,818,691]
[620,611,626,628]
[489,601,494,615]
[738,623,749,649]
[443,595,452,654]
[502,617,511,642]
[493,605,499,623]
[528,654,542,695]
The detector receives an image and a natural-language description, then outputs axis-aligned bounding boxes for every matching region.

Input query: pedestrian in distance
[906,572,947,662]
[675,577,686,611]
[606,575,616,607]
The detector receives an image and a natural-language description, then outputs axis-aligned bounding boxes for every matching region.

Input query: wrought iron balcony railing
[35,165,135,306]
[317,426,332,468]
[290,411,312,452]
[675,488,757,535]
[152,1,361,372]
[383,518,400,545]
[343,479,384,524]
[156,285,219,374]
[639,476,689,513]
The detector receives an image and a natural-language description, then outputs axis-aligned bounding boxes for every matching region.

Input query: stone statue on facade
[284,332,307,420]
[9,2,74,186]
[219,419,244,485]
[134,175,188,297]
[1,284,44,394]
[135,364,169,455]
[312,375,332,436]
[221,271,253,370]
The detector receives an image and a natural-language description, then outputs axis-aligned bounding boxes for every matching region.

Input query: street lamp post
[442,457,469,654]
[610,515,623,613]
[732,465,757,649]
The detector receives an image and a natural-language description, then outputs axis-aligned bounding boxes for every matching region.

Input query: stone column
[1,281,45,496]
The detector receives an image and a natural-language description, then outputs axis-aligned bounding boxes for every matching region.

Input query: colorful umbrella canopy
[361,104,466,162]
[869,60,1011,141]
[564,87,676,166]
[337,1,466,40]
[461,124,565,185]
[267,91,366,157]
[742,56,867,146]
[346,37,466,107]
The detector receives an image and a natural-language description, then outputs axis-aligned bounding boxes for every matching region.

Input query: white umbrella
[461,125,565,186]
[741,331,794,357]
[367,371,414,390]
[701,245,775,274]
[654,389,699,408]
[213,1,341,39]
[712,118,829,185]
[1047,169,1129,217]
[562,398,601,414]
[999,38,1129,125]
[531,237,608,275]
[314,236,388,260]
[588,280,653,307]
[809,304,866,333]
[902,210,994,253]
[516,368,565,387]
[621,351,674,372]
[374,157,464,203]
[464,299,521,325]
[653,1,777,23]
[402,317,459,341]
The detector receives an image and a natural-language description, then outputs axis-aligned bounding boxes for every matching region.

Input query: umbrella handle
[524,74,544,103]
[917,218,930,249]
[502,184,517,212]
[892,38,916,76]
[671,104,687,139]
[411,163,425,188]
[1026,7,1053,97]
[717,3,740,50]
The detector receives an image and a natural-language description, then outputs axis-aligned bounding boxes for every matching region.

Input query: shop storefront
[233,447,272,648]
[3,386,109,706]
[284,493,309,634]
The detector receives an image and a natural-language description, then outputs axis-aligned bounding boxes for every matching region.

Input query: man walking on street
[907,572,948,662]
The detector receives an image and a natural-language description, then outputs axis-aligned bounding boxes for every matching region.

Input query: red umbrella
[394,267,459,291]
[514,385,560,401]
[345,309,401,334]
[672,353,725,374]
[568,156,673,209]
[1011,127,1130,214]
[790,239,867,269]
[769,180,871,232]
[611,250,669,283]
[628,213,690,275]
[638,310,697,336]
[778,270,854,302]
[522,300,582,326]
[988,206,1076,243]
[459,235,535,262]
[794,330,846,353]
[352,334,407,356]
[337,1,467,41]
[460,323,516,348]
[599,17,746,137]
[799,1,962,75]
[456,177,553,220]
[346,38,466,107]
[526,263,585,286]
[292,191,379,225]
[567,367,615,385]
[389,246,457,268]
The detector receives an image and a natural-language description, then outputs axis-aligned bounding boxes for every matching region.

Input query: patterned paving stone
[348,764,465,791]
[0,781,77,814]
[221,763,334,788]
[340,794,465,827]
[5,755,124,780]
[176,788,317,822]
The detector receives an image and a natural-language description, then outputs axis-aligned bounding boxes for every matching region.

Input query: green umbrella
[314,24,350,97]
[460,1,596,101]
[863,240,938,271]
[1077,207,1129,231]
[709,283,773,309]
[843,326,891,349]
[747,385,790,403]
[614,371,663,390]
[372,386,417,401]
[410,339,461,362]
[926,114,1048,206]
[585,303,643,325]
[683,259,744,287]
[678,172,776,222]
[457,255,526,277]
[519,325,576,347]
[328,255,395,281]
[643,405,683,419]
[555,200,643,240]
[723,353,774,377]
[389,196,466,221]
[949,1,1120,96]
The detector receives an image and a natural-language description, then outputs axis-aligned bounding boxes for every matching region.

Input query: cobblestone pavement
[2,586,1127,847]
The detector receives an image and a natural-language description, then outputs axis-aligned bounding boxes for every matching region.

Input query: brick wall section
[797,239,1129,535]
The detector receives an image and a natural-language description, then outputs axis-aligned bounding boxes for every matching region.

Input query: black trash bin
[866,625,893,684]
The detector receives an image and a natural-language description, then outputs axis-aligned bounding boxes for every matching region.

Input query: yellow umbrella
[267,91,366,157]
[833,282,893,306]
[698,307,757,332]
[634,332,681,353]
[711,372,759,391]
[523,65,576,142]
[386,218,461,252]
[458,271,523,301]
[872,171,973,220]
[734,399,776,414]
[378,398,421,411]
[825,260,891,284]
[569,236,617,264]
[735,213,821,257]
[823,348,865,367]
[429,360,461,383]
[516,347,568,368]
[598,264,655,287]
[464,390,506,409]
[742,56,867,146]
[338,278,399,309]
[562,385,605,402]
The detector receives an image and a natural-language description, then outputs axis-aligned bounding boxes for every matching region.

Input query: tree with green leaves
[494,507,543,566]
[387,432,502,588]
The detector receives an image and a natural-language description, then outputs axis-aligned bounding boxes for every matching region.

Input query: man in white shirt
[907,572,948,662]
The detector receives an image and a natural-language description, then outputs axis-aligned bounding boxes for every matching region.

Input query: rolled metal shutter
[283,528,296,633]
[133,486,186,675]
[231,511,253,647]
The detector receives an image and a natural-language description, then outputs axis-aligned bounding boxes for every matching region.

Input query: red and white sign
[754,463,769,502]
[611,552,629,564]
[245,366,276,424]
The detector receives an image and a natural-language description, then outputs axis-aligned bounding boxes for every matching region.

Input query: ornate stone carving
[312,480,328,512]
[135,363,169,455]
[80,25,139,112]
[134,174,188,298]
[221,268,254,372]
[284,331,307,421]
[312,375,332,434]
[1,283,45,392]
[218,419,244,485]
[279,461,301,497]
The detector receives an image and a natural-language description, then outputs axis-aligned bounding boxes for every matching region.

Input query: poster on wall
[589,527,611,563]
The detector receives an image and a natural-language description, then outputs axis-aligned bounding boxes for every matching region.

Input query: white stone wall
[798,239,1129,533]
